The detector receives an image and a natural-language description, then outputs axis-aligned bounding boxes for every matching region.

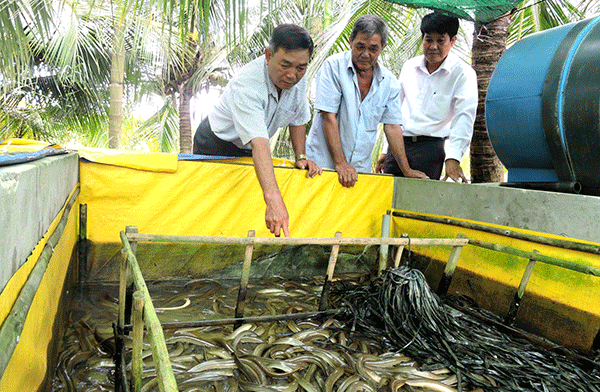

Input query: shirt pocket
[268,108,296,135]
[424,91,453,122]
[366,103,386,131]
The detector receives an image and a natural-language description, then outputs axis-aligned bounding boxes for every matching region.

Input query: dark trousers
[193,117,252,157]
[384,137,446,180]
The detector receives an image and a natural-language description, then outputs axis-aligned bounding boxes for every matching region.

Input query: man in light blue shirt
[306,14,427,187]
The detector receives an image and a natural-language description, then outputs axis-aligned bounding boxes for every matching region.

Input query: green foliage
[2,0,599,152]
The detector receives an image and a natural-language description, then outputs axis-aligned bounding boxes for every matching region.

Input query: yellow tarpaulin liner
[79,147,297,173]
[0,187,78,392]
[79,156,394,243]
[0,138,62,152]
[79,147,179,173]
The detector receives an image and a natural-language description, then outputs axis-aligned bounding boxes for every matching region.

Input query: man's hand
[442,159,468,183]
[264,194,290,237]
[403,168,429,179]
[335,161,358,187]
[251,137,291,236]
[295,159,323,178]
[375,154,387,173]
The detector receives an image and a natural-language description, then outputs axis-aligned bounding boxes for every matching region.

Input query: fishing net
[383,0,521,23]
[332,266,600,391]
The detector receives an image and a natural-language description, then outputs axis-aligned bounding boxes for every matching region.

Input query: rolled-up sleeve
[380,77,403,125]
[314,61,342,114]
[290,91,311,126]
[229,80,270,145]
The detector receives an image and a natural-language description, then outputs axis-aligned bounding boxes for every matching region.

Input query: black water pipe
[499,181,582,194]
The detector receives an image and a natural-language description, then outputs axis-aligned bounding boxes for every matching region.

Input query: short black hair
[420,12,459,38]
[269,24,314,57]
[350,14,388,47]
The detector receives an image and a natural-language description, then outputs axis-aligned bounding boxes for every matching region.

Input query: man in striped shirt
[193,24,321,237]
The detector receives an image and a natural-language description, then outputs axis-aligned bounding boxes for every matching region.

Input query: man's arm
[384,124,428,179]
[289,125,323,178]
[321,111,358,187]
[442,159,467,182]
[443,68,478,183]
[250,137,290,237]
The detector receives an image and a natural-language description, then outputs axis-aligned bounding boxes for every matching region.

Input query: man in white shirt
[193,24,322,237]
[376,12,478,182]
[306,14,427,188]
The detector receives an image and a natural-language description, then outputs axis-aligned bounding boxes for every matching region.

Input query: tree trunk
[108,23,126,149]
[179,82,193,154]
[470,14,511,183]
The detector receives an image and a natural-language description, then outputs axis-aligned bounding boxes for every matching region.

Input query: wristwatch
[295,154,308,162]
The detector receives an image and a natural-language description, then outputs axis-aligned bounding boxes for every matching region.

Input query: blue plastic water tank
[486,15,600,189]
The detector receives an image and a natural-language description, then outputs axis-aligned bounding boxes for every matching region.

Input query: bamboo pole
[393,233,408,268]
[126,233,469,247]
[504,250,538,325]
[391,210,600,255]
[132,291,144,392]
[78,203,88,284]
[120,231,179,392]
[319,232,342,311]
[124,226,138,325]
[235,230,255,326]
[118,252,128,331]
[436,234,467,295]
[379,213,391,275]
[124,309,343,331]
[469,238,600,276]
[0,186,79,379]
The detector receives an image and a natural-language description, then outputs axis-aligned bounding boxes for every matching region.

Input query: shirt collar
[418,52,456,75]
[345,50,384,81]
[262,55,280,99]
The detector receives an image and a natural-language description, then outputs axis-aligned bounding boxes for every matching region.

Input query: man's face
[350,32,384,72]
[265,47,310,91]
[422,32,457,71]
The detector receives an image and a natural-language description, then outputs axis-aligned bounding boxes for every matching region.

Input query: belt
[403,135,446,143]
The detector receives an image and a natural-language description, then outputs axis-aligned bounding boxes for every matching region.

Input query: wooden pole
[78,203,88,284]
[436,234,467,295]
[319,232,342,311]
[124,309,343,331]
[393,233,408,268]
[469,238,600,276]
[379,213,391,275]
[391,210,600,255]
[124,226,138,326]
[132,291,144,392]
[118,251,128,331]
[235,230,255,327]
[120,231,179,392]
[504,250,538,325]
[126,233,469,247]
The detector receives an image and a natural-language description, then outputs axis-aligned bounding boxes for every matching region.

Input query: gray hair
[350,14,388,47]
